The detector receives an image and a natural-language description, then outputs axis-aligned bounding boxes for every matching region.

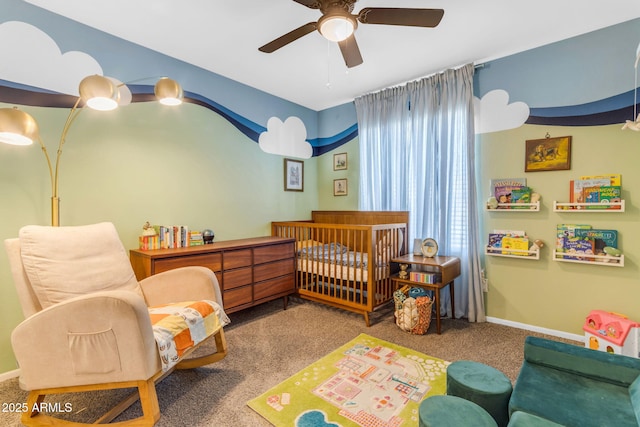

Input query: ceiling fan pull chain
[326,39,332,89]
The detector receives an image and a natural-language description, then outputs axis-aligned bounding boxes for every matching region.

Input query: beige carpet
[0,297,579,427]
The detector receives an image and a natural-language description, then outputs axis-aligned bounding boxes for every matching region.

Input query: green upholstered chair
[509,336,640,427]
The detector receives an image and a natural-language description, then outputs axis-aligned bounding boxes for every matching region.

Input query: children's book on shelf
[569,178,611,208]
[574,229,618,255]
[139,224,195,250]
[561,238,596,260]
[487,230,529,255]
[189,230,204,246]
[490,178,526,208]
[510,186,532,209]
[579,174,621,186]
[488,233,504,249]
[585,186,622,210]
[501,236,529,256]
[567,174,622,210]
[556,224,591,253]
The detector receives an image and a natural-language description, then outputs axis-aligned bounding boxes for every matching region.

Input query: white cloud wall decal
[258,116,313,159]
[0,21,103,95]
[474,89,530,134]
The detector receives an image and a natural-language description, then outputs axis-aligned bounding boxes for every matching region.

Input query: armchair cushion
[19,222,142,309]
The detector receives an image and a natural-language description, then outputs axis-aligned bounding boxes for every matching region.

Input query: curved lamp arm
[0,75,183,226]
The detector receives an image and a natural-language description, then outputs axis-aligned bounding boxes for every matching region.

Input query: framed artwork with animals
[525,135,572,172]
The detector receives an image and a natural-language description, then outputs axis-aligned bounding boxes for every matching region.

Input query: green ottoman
[419,395,498,427]
[447,360,513,427]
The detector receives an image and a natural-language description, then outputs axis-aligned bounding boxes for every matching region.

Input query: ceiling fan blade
[358,8,445,28]
[338,34,363,68]
[292,0,322,9]
[259,22,318,53]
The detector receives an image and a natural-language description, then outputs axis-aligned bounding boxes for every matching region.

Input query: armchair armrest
[11,290,160,391]
[139,266,223,308]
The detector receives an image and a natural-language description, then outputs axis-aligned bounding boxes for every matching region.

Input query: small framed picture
[333,153,348,171]
[525,136,572,172]
[284,158,304,192]
[333,178,348,196]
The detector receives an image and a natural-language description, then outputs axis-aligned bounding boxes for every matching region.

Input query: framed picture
[333,178,348,196]
[284,158,304,192]
[333,152,348,171]
[525,136,572,172]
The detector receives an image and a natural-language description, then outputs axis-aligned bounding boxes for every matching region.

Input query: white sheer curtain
[355,63,485,322]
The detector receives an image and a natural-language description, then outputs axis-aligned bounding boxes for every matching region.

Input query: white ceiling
[24,0,640,111]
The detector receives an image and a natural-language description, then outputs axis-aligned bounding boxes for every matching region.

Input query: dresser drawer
[223,249,252,269]
[154,253,222,274]
[254,243,294,264]
[254,275,294,301]
[223,286,252,310]
[254,259,294,282]
[223,267,252,290]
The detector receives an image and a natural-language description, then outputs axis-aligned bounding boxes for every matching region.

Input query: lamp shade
[79,75,119,111]
[319,14,356,42]
[0,107,39,146]
[154,77,184,106]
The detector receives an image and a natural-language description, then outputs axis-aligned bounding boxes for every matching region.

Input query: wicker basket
[393,286,433,335]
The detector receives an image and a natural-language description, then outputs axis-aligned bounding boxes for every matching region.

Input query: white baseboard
[0,368,20,383]
[487,316,584,343]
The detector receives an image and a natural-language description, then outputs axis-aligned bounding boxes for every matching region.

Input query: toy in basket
[393,285,433,335]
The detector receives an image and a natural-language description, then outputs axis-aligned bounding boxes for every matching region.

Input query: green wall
[317,138,360,210]
[478,124,640,335]
[0,100,355,373]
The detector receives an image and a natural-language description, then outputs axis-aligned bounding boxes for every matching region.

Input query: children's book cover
[574,229,618,254]
[510,187,532,209]
[490,178,526,208]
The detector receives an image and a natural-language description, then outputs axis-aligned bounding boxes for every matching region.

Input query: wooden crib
[271,211,408,326]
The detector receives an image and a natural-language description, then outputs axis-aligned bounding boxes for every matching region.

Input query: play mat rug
[247,333,449,427]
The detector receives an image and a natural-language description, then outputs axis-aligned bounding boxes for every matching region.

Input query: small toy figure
[142,221,157,236]
[487,196,498,209]
[530,239,544,251]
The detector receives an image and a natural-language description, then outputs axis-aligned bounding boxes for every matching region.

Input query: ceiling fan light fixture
[319,15,356,42]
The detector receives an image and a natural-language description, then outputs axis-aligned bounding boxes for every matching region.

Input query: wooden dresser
[130,236,295,313]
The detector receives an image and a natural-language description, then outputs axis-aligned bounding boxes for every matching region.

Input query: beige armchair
[4,222,229,426]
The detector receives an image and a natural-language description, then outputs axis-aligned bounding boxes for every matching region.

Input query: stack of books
[139,225,206,249]
[409,271,442,284]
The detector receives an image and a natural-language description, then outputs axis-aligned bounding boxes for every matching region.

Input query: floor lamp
[0,75,183,226]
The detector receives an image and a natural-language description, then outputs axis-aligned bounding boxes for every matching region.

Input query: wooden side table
[391,254,461,334]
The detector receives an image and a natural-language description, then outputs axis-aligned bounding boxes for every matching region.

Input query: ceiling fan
[258,0,444,68]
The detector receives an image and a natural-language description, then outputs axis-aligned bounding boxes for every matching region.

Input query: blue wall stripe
[0,82,358,156]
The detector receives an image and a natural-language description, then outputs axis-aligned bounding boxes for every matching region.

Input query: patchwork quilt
[149,300,228,371]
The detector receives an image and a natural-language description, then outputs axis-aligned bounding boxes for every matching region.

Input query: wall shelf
[553,200,625,212]
[552,250,624,267]
[485,246,540,260]
[486,201,540,211]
